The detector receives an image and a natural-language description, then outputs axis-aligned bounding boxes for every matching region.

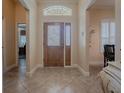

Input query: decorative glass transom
[43,6,72,16]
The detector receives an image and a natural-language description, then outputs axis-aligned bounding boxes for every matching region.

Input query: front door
[44,22,64,67]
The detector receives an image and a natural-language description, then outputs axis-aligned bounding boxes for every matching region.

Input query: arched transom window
[43,6,72,16]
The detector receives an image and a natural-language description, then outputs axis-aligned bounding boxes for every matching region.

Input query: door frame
[2,17,7,72]
[43,22,71,67]
[15,1,30,72]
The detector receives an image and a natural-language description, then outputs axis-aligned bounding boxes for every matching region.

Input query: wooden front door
[44,22,64,67]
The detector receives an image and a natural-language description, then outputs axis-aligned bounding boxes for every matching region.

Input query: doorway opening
[15,1,29,73]
[86,0,116,75]
[17,23,26,69]
[43,22,71,67]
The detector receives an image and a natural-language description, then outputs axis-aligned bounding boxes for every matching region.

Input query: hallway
[4,67,103,93]
[2,0,121,93]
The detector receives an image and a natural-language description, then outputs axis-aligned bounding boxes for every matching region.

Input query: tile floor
[89,64,104,76]
[3,68,104,93]
[3,60,104,93]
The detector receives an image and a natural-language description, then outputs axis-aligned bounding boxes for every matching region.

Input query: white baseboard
[4,64,17,73]
[26,64,89,77]
[64,64,78,68]
[64,64,89,76]
[64,66,73,68]
[26,64,43,77]
[77,65,89,76]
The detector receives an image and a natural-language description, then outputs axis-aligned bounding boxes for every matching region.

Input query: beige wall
[78,0,95,73]
[37,2,79,66]
[3,0,16,71]
[15,2,26,23]
[88,8,115,64]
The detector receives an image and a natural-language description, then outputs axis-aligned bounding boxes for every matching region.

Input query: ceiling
[92,0,115,8]
[36,0,79,4]
[35,0,115,7]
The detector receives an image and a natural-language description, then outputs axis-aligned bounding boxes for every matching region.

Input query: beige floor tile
[3,66,104,93]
